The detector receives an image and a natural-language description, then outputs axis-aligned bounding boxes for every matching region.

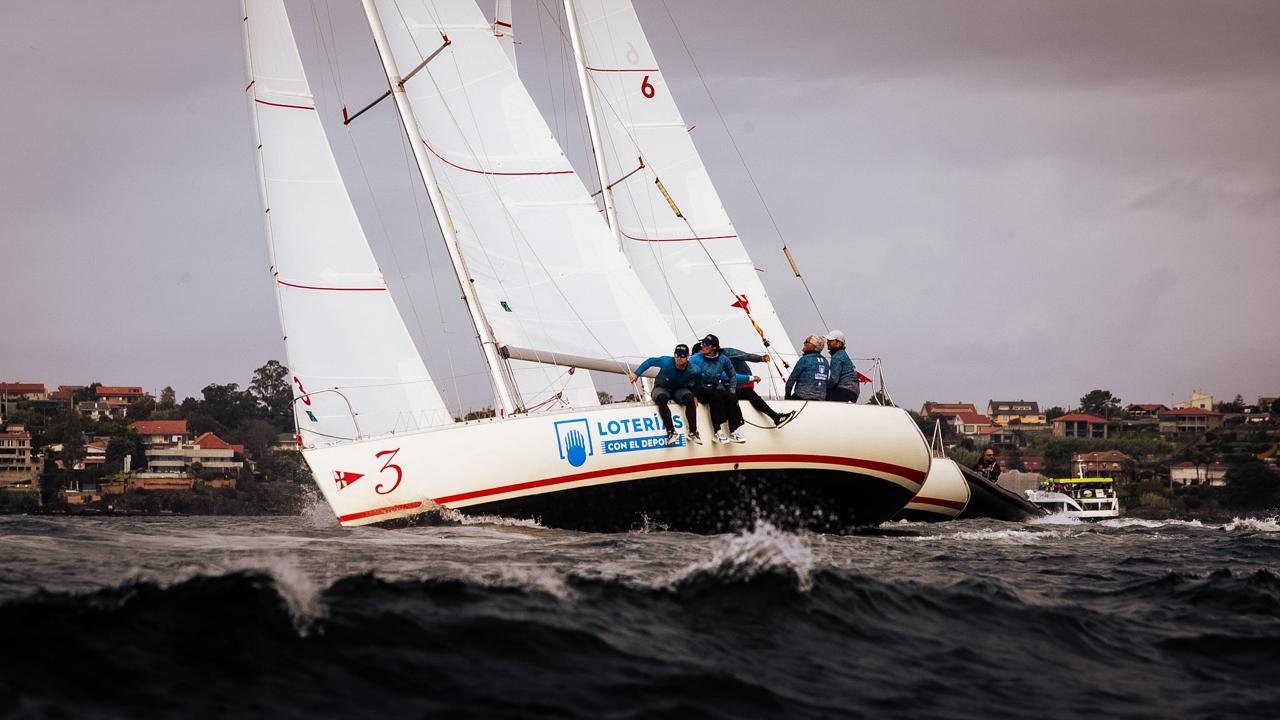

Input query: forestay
[373,0,675,376]
[243,0,454,444]
[567,0,798,395]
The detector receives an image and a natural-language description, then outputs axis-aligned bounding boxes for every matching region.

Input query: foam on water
[1223,516,1280,533]
[1098,518,1206,529]
[669,522,815,591]
[1030,511,1084,525]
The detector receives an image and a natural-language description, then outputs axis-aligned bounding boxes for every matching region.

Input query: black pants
[652,386,696,434]
[827,386,859,403]
[738,386,783,424]
[696,387,743,432]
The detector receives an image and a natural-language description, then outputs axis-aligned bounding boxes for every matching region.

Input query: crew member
[824,330,859,403]
[974,448,1002,483]
[629,344,701,445]
[722,346,795,427]
[689,334,747,443]
[784,334,830,401]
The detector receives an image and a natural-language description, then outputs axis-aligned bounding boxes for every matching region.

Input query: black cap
[673,344,689,357]
[700,333,720,348]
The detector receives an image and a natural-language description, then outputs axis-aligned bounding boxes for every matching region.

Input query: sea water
[1,510,1278,719]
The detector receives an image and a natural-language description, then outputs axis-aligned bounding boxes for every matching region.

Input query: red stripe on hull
[909,496,967,511]
[338,501,423,523]
[433,454,925,505]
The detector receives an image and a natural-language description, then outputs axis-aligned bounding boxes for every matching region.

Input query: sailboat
[895,421,971,521]
[241,0,930,533]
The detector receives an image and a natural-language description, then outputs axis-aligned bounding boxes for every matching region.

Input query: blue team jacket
[633,356,699,391]
[785,351,830,400]
[828,347,859,392]
[689,352,740,392]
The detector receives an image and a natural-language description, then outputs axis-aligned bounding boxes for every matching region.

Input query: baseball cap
[700,333,720,348]
[827,330,846,343]
[673,344,690,357]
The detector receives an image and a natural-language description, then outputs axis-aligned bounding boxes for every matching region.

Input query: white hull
[302,400,930,532]
[895,458,971,521]
[1026,490,1122,520]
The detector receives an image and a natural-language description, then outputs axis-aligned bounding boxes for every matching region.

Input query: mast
[360,0,521,416]
[563,0,624,254]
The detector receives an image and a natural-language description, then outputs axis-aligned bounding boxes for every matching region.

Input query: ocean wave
[1223,516,1280,533]
[1030,511,1084,525]
[667,522,815,591]
[1098,518,1206,529]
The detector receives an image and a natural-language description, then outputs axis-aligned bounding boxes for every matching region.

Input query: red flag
[333,470,364,491]
[856,371,873,384]
[730,294,750,314]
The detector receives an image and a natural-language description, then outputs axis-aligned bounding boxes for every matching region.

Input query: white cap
[826,330,846,343]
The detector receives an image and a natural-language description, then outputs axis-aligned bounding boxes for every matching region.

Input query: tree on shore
[249,360,293,432]
[1079,390,1121,419]
[158,386,177,410]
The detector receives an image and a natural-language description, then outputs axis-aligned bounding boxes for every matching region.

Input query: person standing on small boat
[785,334,831,401]
[974,448,1002,483]
[824,330,859,403]
[629,344,702,446]
[720,346,795,427]
[690,334,748,444]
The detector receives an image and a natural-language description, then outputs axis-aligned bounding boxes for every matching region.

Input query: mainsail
[367,0,676,393]
[243,0,454,443]
[564,0,799,395]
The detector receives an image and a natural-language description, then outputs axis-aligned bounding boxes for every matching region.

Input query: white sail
[493,0,516,69]
[372,0,676,378]
[566,0,799,395]
[243,0,454,444]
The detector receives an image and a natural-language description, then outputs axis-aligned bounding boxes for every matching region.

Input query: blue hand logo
[564,429,588,467]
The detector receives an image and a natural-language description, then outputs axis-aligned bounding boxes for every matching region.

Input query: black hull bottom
[958,468,1046,521]
[454,468,916,534]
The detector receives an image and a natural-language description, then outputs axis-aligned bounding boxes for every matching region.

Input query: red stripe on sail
[433,453,926,505]
[584,65,659,73]
[337,501,423,523]
[620,230,738,243]
[421,138,573,177]
[254,98,316,111]
[277,280,387,292]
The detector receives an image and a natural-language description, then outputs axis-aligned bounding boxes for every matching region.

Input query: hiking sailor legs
[825,330,859,403]
[785,334,831,401]
[723,347,794,427]
[630,344,700,443]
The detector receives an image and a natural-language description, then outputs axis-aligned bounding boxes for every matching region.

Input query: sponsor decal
[553,412,687,466]
[554,418,593,468]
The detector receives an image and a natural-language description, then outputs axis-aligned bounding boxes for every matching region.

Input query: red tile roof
[193,432,232,450]
[1073,450,1134,462]
[129,420,189,436]
[1128,403,1168,412]
[96,386,146,397]
[922,402,977,416]
[948,412,992,426]
[1053,413,1109,424]
[0,383,46,394]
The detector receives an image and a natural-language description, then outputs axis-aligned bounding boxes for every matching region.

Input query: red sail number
[374,448,403,495]
[641,75,655,99]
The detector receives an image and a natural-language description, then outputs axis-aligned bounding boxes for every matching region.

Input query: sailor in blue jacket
[689,334,747,443]
[824,330,859,403]
[629,344,701,444]
[785,334,831,401]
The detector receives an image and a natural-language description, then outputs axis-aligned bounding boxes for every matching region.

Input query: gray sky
[1,1,1277,414]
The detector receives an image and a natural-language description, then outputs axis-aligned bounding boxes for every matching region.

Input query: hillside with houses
[916,390,1280,517]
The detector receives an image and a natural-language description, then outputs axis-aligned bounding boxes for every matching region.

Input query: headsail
[565,0,799,395]
[370,0,676,379]
[243,0,454,444]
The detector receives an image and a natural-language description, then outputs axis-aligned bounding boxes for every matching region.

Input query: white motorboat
[241,0,930,532]
[1026,478,1122,520]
